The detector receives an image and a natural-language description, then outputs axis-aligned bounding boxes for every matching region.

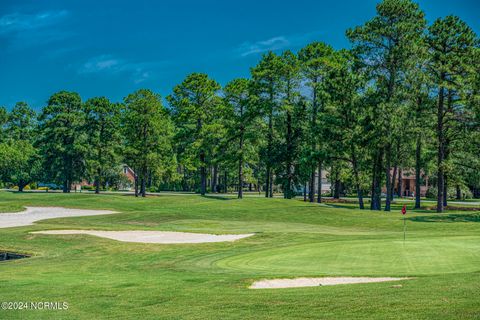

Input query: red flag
[401,204,407,215]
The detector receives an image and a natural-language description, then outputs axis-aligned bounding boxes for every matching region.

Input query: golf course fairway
[0,192,479,319]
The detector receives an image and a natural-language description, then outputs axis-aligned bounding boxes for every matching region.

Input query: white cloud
[78,55,164,84]
[0,10,69,34]
[236,31,324,58]
[79,55,122,74]
[0,10,71,50]
[237,36,290,57]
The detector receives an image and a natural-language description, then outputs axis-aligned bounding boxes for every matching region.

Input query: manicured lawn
[0,191,479,319]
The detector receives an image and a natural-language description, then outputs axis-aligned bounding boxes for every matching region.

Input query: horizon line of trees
[1,0,479,213]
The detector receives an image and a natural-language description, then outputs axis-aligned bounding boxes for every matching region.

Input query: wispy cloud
[0,10,71,50]
[237,36,290,57]
[0,10,68,34]
[79,55,122,74]
[78,55,165,84]
[236,31,324,57]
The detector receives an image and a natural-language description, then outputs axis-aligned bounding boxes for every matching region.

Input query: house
[122,165,136,184]
[384,169,429,197]
[71,165,136,191]
[297,170,332,195]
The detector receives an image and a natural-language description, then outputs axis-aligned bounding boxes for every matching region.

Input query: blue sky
[0,0,478,110]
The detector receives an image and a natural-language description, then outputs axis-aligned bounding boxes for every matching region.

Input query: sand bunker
[250,277,410,289]
[31,230,254,244]
[0,207,116,229]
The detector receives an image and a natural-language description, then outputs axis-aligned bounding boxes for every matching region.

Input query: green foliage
[37,91,87,192]
[0,0,479,204]
[0,102,40,190]
[223,78,263,197]
[122,89,175,196]
[0,140,40,190]
[83,97,121,192]
[7,102,37,141]
[168,73,224,194]
[426,185,473,200]
[0,106,8,142]
[426,15,478,210]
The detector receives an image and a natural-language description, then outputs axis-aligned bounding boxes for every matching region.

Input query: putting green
[217,236,480,276]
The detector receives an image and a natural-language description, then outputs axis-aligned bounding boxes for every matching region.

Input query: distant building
[297,170,331,195]
[384,169,429,197]
[122,165,136,184]
[71,165,136,191]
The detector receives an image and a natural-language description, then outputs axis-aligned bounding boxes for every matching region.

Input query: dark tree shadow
[408,213,480,223]
[201,195,232,201]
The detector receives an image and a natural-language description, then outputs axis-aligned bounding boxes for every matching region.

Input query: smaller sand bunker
[250,277,410,289]
[32,230,254,244]
[0,207,116,229]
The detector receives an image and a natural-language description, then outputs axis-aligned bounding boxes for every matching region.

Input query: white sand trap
[31,230,254,244]
[250,277,410,289]
[0,207,116,229]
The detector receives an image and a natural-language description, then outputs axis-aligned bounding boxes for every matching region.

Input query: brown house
[71,165,136,191]
[383,169,429,197]
[122,165,136,184]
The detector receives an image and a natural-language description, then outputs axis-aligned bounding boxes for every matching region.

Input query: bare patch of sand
[31,230,254,244]
[250,277,410,289]
[0,207,116,229]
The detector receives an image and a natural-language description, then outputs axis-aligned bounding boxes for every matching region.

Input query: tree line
[0,0,479,212]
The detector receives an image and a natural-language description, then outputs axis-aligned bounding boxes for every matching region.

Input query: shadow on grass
[408,213,480,223]
[201,195,233,201]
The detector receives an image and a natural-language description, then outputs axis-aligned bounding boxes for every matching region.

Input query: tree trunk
[147,169,152,188]
[397,168,403,198]
[238,144,244,199]
[212,165,218,193]
[284,110,294,199]
[443,174,448,207]
[415,134,422,209]
[224,170,228,193]
[269,172,273,197]
[308,78,318,203]
[265,86,274,198]
[303,181,307,201]
[200,151,206,196]
[436,81,445,213]
[456,184,461,200]
[63,178,69,193]
[18,181,25,192]
[385,146,392,212]
[351,147,364,210]
[317,161,322,203]
[141,165,147,197]
[370,150,383,211]
[309,166,316,202]
[334,178,340,199]
[134,169,139,197]
[140,178,146,197]
[265,166,270,198]
[95,167,101,194]
[390,165,397,202]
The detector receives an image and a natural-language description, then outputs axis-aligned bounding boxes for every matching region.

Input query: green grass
[0,191,479,319]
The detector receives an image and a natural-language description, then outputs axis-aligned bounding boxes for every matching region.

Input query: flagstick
[403,215,406,242]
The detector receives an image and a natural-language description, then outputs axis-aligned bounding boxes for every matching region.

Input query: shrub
[426,186,473,200]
